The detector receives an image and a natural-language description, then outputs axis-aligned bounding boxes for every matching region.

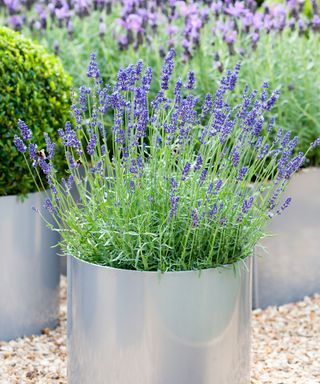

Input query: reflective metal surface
[68,256,252,384]
[254,168,320,309]
[0,192,60,341]
[60,255,67,275]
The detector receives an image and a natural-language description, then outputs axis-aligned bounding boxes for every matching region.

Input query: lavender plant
[2,1,320,165]
[14,52,320,271]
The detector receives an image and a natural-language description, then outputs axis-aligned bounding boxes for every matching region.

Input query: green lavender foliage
[0,26,71,196]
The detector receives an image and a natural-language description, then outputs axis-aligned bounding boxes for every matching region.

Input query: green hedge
[0,27,71,196]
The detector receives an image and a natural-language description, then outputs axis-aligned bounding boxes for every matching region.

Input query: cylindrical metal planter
[68,255,252,384]
[254,167,320,309]
[0,192,60,341]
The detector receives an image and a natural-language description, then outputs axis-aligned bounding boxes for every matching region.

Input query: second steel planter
[68,255,252,384]
[0,192,60,341]
[254,168,320,308]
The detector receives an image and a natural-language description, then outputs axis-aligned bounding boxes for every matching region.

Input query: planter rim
[69,254,250,275]
[0,189,47,200]
[298,166,320,173]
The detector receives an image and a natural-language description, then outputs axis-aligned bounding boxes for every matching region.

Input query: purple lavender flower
[258,143,270,159]
[67,175,74,189]
[182,162,191,180]
[209,202,218,218]
[237,166,248,181]
[283,152,305,179]
[79,86,90,110]
[66,151,78,169]
[8,15,23,31]
[199,169,208,185]
[169,176,179,218]
[253,117,264,137]
[225,1,245,17]
[224,30,237,55]
[229,63,241,91]
[201,94,213,117]
[280,197,292,212]
[62,175,74,193]
[241,197,254,214]
[312,15,320,31]
[101,144,107,155]
[99,17,106,38]
[174,78,183,105]
[29,143,38,164]
[61,125,82,151]
[18,119,32,140]
[58,128,64,138]
[251,32,260,49]
[170,195,180,218]
[142,67,153,91]
[232,150,240,167]
[151,90,167,110]
[170,176,178,189]
[47,175,58,195]
[191,208,199,227]
[216,180,223,192]
[13,135,26,153]
[194,154,203,171]
[87,53,101,79]
[311,137,320,149]
[185,71,196,90]
[43,198,55,214]
[263,90,280,111]
[44,133,56,160]
[87,134,97,156]
[90,161,103,174]
[280,131,291,147]
[160,48,175,91]
[38,158,52,175]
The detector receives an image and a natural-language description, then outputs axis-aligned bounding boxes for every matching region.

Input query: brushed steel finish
[254,168,320,308]
[0,192,60,341]
[68,255,252,384]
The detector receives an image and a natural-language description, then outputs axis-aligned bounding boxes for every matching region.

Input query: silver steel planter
[0,192,60,341]
[254,167,320,309]
[68,255,252,384]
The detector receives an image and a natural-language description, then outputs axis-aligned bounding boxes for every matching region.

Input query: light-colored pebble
[0,277,319,383]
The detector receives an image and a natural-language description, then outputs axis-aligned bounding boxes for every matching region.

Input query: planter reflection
[254,168,320,308]
[0,192,60,341]
[68,255,252,384]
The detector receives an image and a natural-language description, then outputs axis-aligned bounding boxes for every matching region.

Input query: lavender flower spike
[13,135,27,153]
[87,134,97,156]
[160,48,175,91]
[87,53,101,79]
[43,198,55,214]
[185,71,196,90]
[18,119,32,140]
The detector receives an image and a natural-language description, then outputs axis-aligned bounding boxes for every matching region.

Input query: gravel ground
[0,277,319,384]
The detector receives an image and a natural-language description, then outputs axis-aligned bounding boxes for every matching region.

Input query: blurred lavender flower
[185,71,196,90]
[13,135,26,153]
[43,197,55,214]
[161,48,175,91]
[44,133,56,160]
[18,119,32,140]
[87,53,101,79]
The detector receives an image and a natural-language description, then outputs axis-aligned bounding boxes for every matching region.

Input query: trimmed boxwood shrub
[0,26,71,196]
